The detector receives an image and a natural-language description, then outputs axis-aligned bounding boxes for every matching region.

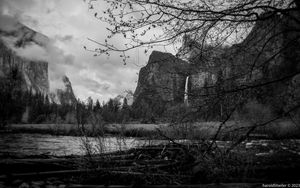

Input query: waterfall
[184,76,189,106]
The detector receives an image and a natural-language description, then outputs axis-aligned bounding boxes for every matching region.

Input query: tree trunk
[295,0,300,9]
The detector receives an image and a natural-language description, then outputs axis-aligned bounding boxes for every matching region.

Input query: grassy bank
[157,120,300,140]
[4,120,300,140]
[6,123,162,138]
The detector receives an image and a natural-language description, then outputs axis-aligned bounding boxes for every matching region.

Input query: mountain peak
[62,75,72,87]
[0,15,49,48]
[57,75,76,105]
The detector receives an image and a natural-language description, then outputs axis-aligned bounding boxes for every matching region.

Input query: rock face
[183,11,299,99]
[0,39,49,95]
[134,11,300,116]
[57,76,77,105]
[221,11,300,115]
[134,51,189,107]
[113,91,134,107]
[125,91,134,106]
[0,18,50,95]
[0,19,77,105]
[50,75,76,105]
[0,15,49,49]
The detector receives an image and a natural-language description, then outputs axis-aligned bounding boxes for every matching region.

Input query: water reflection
[0,133,155,156]
[1,133,299,157]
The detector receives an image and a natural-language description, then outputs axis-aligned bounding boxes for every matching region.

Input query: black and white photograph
[0,0,299,187]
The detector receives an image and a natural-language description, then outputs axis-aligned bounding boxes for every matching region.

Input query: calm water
[0,133,160,157]
[0,133,299,157]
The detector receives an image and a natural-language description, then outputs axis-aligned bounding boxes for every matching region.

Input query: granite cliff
[0,20,76,104]
[133,11,300,116]
[0,18,51,95]
[49,75,77,105]
[0,39,49,95]
[133,51,189,113]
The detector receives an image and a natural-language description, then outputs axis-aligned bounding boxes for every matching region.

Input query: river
[1,133,300,158]
[0,133,161,157]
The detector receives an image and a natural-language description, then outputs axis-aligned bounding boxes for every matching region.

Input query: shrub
[34,114,47,123]
[164,103,194,123]
[236,100,274,124]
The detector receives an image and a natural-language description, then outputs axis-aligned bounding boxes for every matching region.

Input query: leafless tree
[85,0,299,56]
[85,0,300,145]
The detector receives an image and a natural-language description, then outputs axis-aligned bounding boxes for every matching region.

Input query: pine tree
[121,98,130,123]
[94,99,101,112]
[87,96,93,112]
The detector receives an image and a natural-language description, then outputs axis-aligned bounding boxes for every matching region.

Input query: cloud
[0,14,77,91]
[80,77,110,92]
[0,14,20,32]
[0,0,146,102]
[55,35,74,42]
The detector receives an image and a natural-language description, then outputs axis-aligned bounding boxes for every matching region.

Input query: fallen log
[1,158,175,166]
[0,167,191,180]
[134,147,183,151]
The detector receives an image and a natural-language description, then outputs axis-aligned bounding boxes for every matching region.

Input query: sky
[0,0,171,102]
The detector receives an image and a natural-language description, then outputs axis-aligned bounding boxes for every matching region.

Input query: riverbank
[4,119,300,140]
[1,141,300,187]
[6,123,162,138]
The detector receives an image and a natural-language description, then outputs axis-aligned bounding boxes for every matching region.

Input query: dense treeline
[0,89,134,127]
[0,67,141,126]
[0,74,75,126]
[0,66,231,126]
[0,67,24,127]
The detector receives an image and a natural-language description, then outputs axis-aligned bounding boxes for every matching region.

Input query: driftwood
[0,144,201,184]
[0,168,191,180]
[0,158,175,168]
[0,169,86,180]
[0,147,183,180]
[134,147,183,151]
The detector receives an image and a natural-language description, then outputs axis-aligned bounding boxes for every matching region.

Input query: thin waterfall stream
[184,76,189,106]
